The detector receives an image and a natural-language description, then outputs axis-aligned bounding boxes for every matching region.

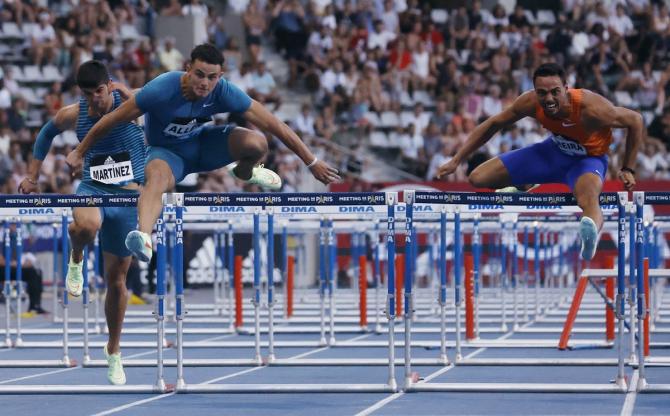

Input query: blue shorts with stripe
[499,137,608,190]
[76,181,138,258]
[146,125,235,182]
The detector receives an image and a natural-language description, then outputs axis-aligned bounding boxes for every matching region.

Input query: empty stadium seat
[0,22,24,40]
[380,111,400,128]
[369,131,389,147]
[430,9,448,24]
[41,65,63,82]
[536,10,556,26]
[22,65,42,82]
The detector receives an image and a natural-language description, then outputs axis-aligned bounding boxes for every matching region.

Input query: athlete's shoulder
[213,76,252,113]
[144,71,183,91]
[510,90,537,116]
[136,71,183,111]
[579,89,616,121]
[53,103,79,130]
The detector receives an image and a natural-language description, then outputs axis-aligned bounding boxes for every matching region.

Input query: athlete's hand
[110,81,132,101]
[309,160,341,185]
[618,170,636,191]
[18,177,39,194]
[66,149,84,177]
[436,158,460,179]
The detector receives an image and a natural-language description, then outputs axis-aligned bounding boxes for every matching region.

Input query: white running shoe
[125,230,153,262]
[579,216,599,261]
[65,255,83,297]
[495,184,540,193]
[228,163,282,191]
[104,344,126,385]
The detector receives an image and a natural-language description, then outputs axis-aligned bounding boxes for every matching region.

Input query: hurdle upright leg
[174,194,186,389]
[267,208,276,363]
[628,203,638,363]
[3,221,12,348]
[385,192,398,391]
[154,206,167,392]
[438,207,449,364]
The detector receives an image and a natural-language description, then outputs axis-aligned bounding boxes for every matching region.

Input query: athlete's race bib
[551,134,587,156]
[89,152,134,185]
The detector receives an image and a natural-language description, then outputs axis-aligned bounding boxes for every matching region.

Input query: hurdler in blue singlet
[134,71,252,182]
[75,91,147,257]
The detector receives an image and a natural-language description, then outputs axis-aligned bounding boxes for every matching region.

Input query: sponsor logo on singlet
[162,116,212,138]
[551,134,587,156]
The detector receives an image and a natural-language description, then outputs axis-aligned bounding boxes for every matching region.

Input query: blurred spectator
[293,104,316,137]
[249,61,281,110]
[182,0,208,17]
[30,12,57,65]
[273,0,307,86]
[243,0,266,65]
[158,37,183,72]
[0,77,11,111]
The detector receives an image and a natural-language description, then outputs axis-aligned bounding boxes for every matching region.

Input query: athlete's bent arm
[243,100,341,184]
[65,97,144,176]
[437,91,535,178]
[19,104,78,193]
[582,92,645,190]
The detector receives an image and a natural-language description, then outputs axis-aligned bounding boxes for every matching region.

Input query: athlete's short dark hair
[532,63,567,85]
[76,60,110,89]
[191,43,224,66]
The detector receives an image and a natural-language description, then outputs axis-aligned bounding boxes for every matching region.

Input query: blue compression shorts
[499,137,608,190]
[146,124,235,182]
[76,181,139,258]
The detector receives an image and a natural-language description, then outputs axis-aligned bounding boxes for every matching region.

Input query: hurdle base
[0,384,170,394]
[454,358,620,366]
[406,382,627,393]
[268,358,448,366]
[0,359,77,368]
[83,358,264,367]
[639,383,670,393]
[177,383,397,393]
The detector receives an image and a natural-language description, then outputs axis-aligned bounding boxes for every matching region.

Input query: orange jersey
[535,89,612,156]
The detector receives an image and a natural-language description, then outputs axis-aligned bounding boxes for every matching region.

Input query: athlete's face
[533,76,569,117]
[187,60,223,98]
[81,82,113,115]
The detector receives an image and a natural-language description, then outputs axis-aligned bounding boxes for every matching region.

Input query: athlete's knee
[468,169,490,189]
[242,131,268,159]
[146,164,174,190]
[70,218,99,239]
[106,272,127,292]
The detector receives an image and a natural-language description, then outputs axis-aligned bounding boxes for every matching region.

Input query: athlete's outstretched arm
[65,96,144,176]
[19,104,78,193]
[582,92,644,191]
[243,100,341,185]
[437,91,535,179]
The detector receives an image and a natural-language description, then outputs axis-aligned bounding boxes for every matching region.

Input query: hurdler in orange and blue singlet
[500,88,612,191]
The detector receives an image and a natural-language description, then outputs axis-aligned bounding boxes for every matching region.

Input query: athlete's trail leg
[228,127,269,180]
[574,173,604,229]
[104,253,131,354]
[69,207,102,263]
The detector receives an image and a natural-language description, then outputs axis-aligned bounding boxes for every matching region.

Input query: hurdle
[405,190,628,393]
[175,192,400,393]
[0,194,166,394]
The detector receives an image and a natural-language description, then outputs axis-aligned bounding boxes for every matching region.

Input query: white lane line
[0,367,79,384]
[94,331,375,415]
[92,393,176,416]
[355,318,538,416]
[620,370,639,416]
